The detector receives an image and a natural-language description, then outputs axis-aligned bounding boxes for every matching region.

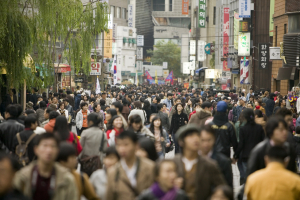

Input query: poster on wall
[182,0,189,15]
[239,0,251,18]
[199,0,206,28]
[223,7,230,71]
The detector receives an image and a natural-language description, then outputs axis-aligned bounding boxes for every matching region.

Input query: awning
[276,67,296,80]
[128,38,132,44]
[195,67,207,73]
[54,64,71,73]
[123,37,127,43]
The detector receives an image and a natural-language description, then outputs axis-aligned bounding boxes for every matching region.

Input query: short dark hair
[201,102,212,109]
[133,101,142,109]
[105,146,120,160]
[5,105,18,118]
[156,96,161,103]
[296,126,300,134]
[34,132,60,147]
[46,107,54,114]
[138,137,158,161]
[39,101,47,109]
[267,146,289,163]
[90,98,96,103]
[87,113,101,127]
[80,102,88,109]
[266,116,287,138]
[254,109,263,118]
[112,101,123,113]
[117,130,138,144]
[0,152,20,172]
[100,99,106,106]
[58,102,65,109]
[157,103,164,111]
[25,109,35,115]
[63,98,69,103]
[275,108,292,118]
[201,125,215,138]
[49,111,59,120]
[56,142,77,162]
[167,93,173,97]
[154,159,176,177]
[24,114,37,128]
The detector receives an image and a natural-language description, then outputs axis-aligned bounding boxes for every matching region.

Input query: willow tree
[0,0,109,90]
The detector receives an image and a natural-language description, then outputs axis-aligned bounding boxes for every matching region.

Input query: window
[153,0,165,11]
[117,7,121,18]
[169,0,173,11]
[275,26,277,47]
[122,8,126,19]
[110,6,114,17]
[288,14,300,33]
[284,24,287,34]
[213,7,216,25]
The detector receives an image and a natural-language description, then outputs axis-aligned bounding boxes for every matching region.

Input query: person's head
[106,108,117,122]
[157,103,164,112]
[53,116,69,140]
[24,114,38,130]
[58,102,65,110]
[34,133,60,165]
[100,99,106,106]
[154,160,178,190]
[111,101,123,113]
[250,88,253,93]
[101,92,107,99]
[48,97,52,104]
[93,103,101,112]
[152,96,157,104]
[63,98,69,107]
[0,153,20,195]
[210,185,234,200]
[136,137,158,161]
[44,107,54,120]
[116,131,138,160]
[201,102,212,112]
[133,101,142,109]
[216,101,228,113]
[110,115,124,130]
[176,125,201,153]
[49,110,59,120]
[143,100,150,109]
[167,93,173,100]
[39,101,47,109]
[24,109,35,116]
[254,109,263,118]
[280,99,286,107]
[57,142,77,170]
[83,95,88,101]
[128,115,143,132]
[105,105,110,111]
[104,146,120,169]
[80,102,88,111]
[156,96,161,103]
[246,103,253,108]
[4,105,18,119]
[175,103,184,113]
[199,125,216,155]
[88,113,101,127]
[242,108,255,125]
[266,116,288,145]
[52,97,58,104]
[265,146,290,167]
[275,108,293,126]
[239,97,246,106]
[175,98,182,105]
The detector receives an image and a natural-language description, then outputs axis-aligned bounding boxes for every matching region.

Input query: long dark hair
[107,115,123,131]
[107,108,117,117]
[149,116,163,135]
[53,116,70,141]
[143,100,151,110]
[138,138,158,161]
[128,114,143,132]
[242,108,255,125]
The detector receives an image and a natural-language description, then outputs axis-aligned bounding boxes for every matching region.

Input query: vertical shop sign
[234,12,241,49]
[199,0,206,28]
[223,7,230,71]
[104,29,112,58]
[182,0,189,15]
[259,43,269,69]
[128,4,133,27]
[239,0,251,18]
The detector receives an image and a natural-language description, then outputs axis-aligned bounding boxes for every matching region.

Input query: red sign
[182,0,189,15]
[223,7,230,71]
[222,84,227,90]
[184,82,189,89]
[90,62,101,75]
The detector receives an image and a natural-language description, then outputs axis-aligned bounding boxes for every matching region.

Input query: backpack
[15,133,36,167]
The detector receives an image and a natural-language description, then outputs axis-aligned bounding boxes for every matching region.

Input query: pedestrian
[57,142,100,200]
[44,111,59,133]
[189,102,213,127]
[53,116,82,155]
[63,98,74,131]
[111,101,128,129]
[76,102,90,136]
[156,103,170,133]
[92,103,105,130]
[210,185,234,200]
[169,98,186,124]
[236,97,246,120]
[90,146,120,200]
[122,99,131,122]
[101,92,112,106]
[13,133,78,200]
[74,89,82,110]
[151,96,160,113]
[136,137,159,162]
[66,90,75,108]
[106,131,155,200]
[265,93,275,117]
[200,125,233,187]
[100,99,106,111]
[104,108,117,128]
[57,102,68,120]
[106,115,124,146]
[35,101,46,126]
[138,160,189,200]
[163,93,173,111]
[246,88,254,102]
[254,99,266,115]
[143,100,152,125]
[254,109,266,131]
[173,124,226,200]
[209,101,238,158]
[128,114,154,139]
[41,107,53,128]
[245,146,300,200]
[88,98,96,113]
[80,95,89,105]
[128,101,147,125]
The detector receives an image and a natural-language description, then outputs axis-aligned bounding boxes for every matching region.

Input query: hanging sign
[182,0,189,15]
[238,32,250,56]
[199,0,206,28]
[90,62,101,75]
[239,0,251,18]
[259,43,269,69]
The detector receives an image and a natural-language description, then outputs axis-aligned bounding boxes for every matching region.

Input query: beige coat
[13,162,78,200]
[106,157,155,200]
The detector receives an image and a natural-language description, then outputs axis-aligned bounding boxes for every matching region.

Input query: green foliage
[210,53,215,69]
[147,40,182,77]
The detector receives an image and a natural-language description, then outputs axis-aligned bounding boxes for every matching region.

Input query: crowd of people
[0,85,300,200]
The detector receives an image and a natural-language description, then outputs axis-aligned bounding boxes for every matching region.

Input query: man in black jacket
[265,93,275,117]
[209,101,238,158]
[200,125,233,187]
[30,88,39,110]
[150,96,160,113]
[0,105,24,152]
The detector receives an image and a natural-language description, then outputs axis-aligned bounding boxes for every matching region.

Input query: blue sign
[205,43,211,55]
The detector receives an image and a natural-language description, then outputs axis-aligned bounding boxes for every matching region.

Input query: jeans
[173,133,181,154]
[76,127,88,136]
[238,160,247,185]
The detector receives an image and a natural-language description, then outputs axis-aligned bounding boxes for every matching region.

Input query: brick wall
[286,0,300,13]
[274,0,286,18]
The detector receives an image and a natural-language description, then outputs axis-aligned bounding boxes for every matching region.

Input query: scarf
[150,182,177,200]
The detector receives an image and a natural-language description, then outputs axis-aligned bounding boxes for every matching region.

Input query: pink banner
[223,7,230,71]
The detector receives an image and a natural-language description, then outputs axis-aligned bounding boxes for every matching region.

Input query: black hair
[296,126,300,134]
[175,103,184,112]
[87,113,101,127]
[0,152,20,172]
[201,102,212,109]
[242,108,255,125]
[213,185,234,200]
[128,115,143,132]
[24,114,37,128]
[155,96,161,103]
[25,109,35,115]
[154,159,176,177]
[143,100,150,110]
[106,108,117,117]
[16,104,23,117]
[39,101,47,109]
[267,146,289,163]
[112,101,123,113]
[157,103,164,111]
[100,99,106,106]
[167,93,173,97]
[117,130,138,144]
[122,99,129,106]
[56,142,77,162]
[93,103,99,112]
[266,116,287,138]
[46,107,54,114]
[275,107,292,118]
[201,124,215,138]
[53,116,70,141]
[66,90,72,95]
[90,98,96,103]
[58,102,65,109]
[5,105,18,118]
[138,137,158,161]
[80,102,88,109]
[63,98,69,103]
[107,115,123,130]
[254,109,263,118]
[49,111,59,120]
[140,97,145,103]
[149,115,163,135]
[105,146,120,160]
[34,132,60,146]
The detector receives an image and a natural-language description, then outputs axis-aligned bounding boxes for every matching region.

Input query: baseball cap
[217,101,228,112]
[239,97,246,101]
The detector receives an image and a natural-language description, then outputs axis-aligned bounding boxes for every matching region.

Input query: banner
[234,12,241,49]
[223,7,230,71]
[184,83,189,89]
[113,55,117,85]
[239,0,251,18]
[259,43,269,69]
[96,77,101,94]
[182,0,189,15]
[199,0,206,28]
[128,4,134,27]
[104,29,112,58]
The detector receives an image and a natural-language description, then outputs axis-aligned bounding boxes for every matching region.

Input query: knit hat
[217,101,228,112]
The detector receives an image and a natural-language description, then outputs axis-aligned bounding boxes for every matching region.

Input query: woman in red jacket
[106,115,124,146]
[53,115,82,155]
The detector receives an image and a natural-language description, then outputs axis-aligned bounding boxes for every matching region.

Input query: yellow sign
[104,29,112,59]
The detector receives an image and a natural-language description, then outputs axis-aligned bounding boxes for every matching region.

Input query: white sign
[90,62,101,75]
[136,61,143,71]
[205,69,215,79]
[238,32,251,56]
[222,71,231,78]
[190,61,196,70]
[198,40,206,61]
[163,62,168,69]
[190,40,196,55]
[137,47,143,60]
[107,14,113,29]
[191,70,194,76]
[190,56,196,61]
[137,35,144,46]
[239,0,251,18]
[163,70,169,78]
[183,62,190,74]
[112,42,117,54]
[128,4,134,27]
[113,23,117,39]
[269,47,281,60]
[125,55,135,67]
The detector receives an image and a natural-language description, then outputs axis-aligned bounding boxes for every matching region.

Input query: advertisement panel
[199,0,206,28]
[205,69,215,79]
[137,35,144,46]
[183,62,190,74]
[238,32,250,56]
[223,7,230,71]
[239,0,251,18]
[182,0,189,15]
[234,12,241,49]
[104,29,112,58]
